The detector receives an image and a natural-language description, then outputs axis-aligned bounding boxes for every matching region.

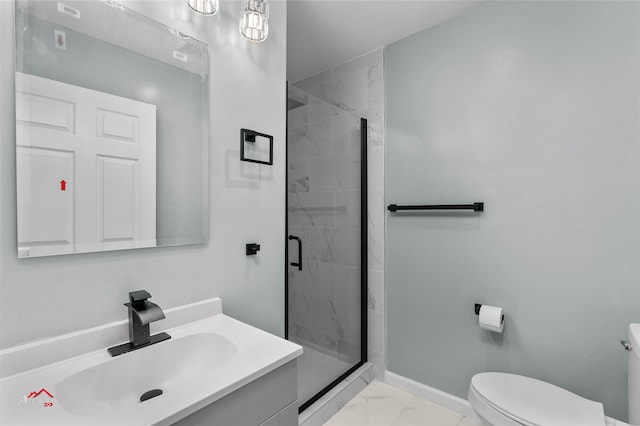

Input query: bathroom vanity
[174,362,297,426]
[0,298,302,425]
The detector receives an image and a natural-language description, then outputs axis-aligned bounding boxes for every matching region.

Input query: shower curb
[298,362,374,426]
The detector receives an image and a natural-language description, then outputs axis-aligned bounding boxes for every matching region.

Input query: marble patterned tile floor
[323,380,483,426]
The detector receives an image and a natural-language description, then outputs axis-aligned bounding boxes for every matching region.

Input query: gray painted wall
[385,1,640,420]
[0,0,287,348]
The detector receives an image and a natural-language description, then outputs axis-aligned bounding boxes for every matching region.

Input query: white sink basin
[56,333,237,416]
[0,298,302,426]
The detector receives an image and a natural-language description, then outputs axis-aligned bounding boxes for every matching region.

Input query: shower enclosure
[285,84,367,411]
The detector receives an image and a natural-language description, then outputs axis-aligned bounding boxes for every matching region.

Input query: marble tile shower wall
[287,85,363,363]
[291,49,385,375]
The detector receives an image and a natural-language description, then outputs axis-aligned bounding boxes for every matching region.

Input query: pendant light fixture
[239,0,269,42]
[187,0,218,16]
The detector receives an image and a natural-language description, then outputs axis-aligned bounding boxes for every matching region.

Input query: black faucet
[107,290,171,357]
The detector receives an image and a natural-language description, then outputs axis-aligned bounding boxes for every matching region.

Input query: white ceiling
[287,0,488,82]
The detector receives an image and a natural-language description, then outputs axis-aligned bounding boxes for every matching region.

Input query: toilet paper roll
[479,305,504,333]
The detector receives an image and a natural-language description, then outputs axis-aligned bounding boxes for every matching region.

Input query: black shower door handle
[288,235,302,271]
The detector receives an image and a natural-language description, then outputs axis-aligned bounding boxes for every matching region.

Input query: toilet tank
[629,324,640,424]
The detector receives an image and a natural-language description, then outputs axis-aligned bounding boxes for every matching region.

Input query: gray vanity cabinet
[172,361,298,426]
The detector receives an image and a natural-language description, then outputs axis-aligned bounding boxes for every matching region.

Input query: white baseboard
[384,371,479,419]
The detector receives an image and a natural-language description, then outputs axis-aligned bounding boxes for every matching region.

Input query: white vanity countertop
[0,298,302,425]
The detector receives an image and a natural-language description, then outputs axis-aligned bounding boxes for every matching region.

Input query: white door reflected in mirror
[14,0,210,258]
[16,73,157,257]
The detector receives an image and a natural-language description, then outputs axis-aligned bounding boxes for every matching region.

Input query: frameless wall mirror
[14,0,210,258]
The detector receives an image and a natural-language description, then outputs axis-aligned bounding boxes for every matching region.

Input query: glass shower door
[286,84,367,410]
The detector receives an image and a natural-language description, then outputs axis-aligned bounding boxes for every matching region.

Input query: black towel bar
[387,202,484,212]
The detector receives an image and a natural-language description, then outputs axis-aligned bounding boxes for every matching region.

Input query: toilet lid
[470,373,606,426]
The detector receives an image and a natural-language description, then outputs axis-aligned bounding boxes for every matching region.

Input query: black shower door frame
[284,112,368,413]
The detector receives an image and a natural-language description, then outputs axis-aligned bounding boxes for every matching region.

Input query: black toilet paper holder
[474,304,483,315]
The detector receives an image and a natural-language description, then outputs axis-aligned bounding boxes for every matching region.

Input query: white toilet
[468,323,639,426]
